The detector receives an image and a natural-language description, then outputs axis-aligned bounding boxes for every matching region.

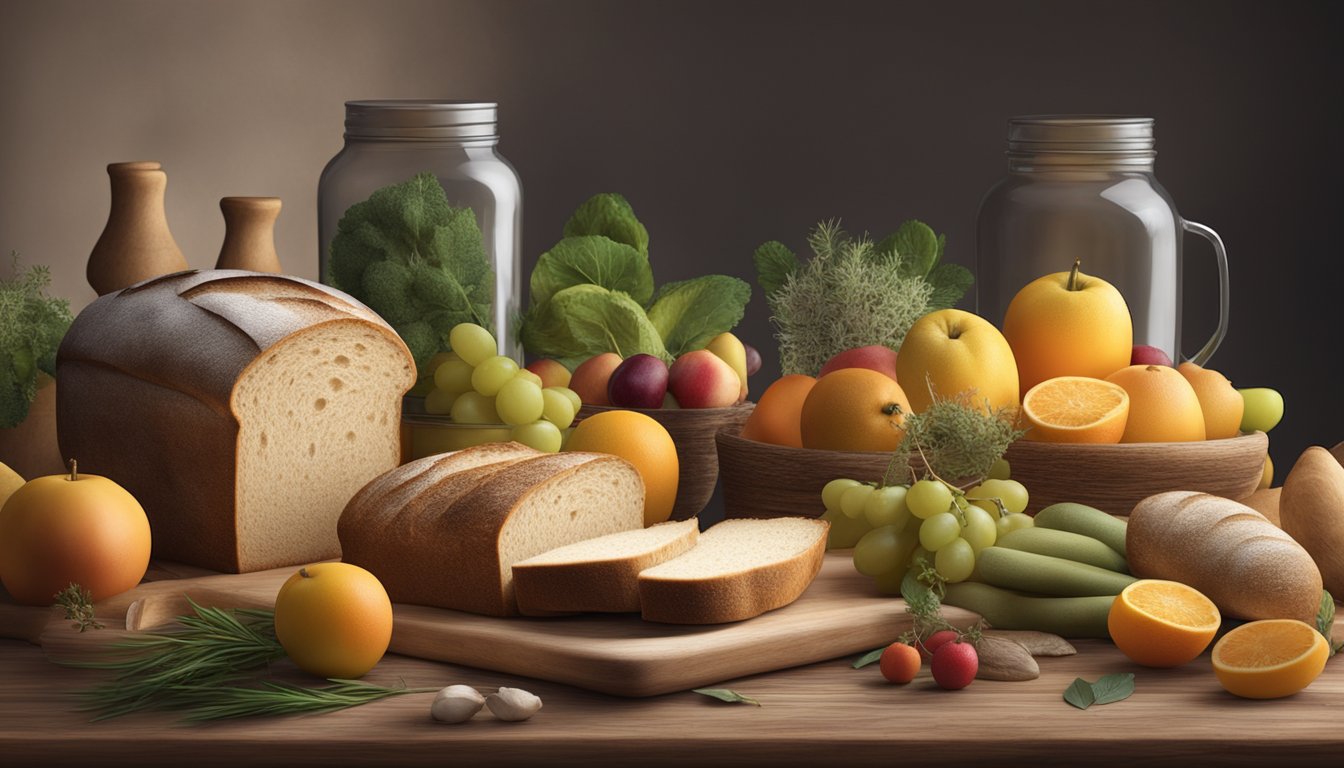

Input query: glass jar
[318,100,522,362]
[976,116,1227,365]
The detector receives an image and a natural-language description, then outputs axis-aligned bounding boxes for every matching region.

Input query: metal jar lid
[1007,116,1156,168]
[343,100,498,141]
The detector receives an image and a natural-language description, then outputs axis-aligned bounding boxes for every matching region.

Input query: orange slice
[1212,619,1329,699]
[1107,579,1221,667]
[1022,376,1130,443]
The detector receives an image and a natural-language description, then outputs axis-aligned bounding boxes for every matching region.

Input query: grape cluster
[821,459,1034,589]
[423,323,581,452]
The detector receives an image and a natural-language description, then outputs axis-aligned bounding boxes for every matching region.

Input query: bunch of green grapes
[423,323,581,452]
[820,459,1035,591]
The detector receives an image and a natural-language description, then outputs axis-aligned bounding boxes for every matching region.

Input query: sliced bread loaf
[638,517,829,624]
[512,519,700,615]
[338,450,646,617]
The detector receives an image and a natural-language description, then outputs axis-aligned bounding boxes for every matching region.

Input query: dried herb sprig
[168,679,436,722]
[54,583,104,632]
[887,389,1025,486]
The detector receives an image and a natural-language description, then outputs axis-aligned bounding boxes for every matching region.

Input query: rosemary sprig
[54,583,104,632]
[169,679,437,722]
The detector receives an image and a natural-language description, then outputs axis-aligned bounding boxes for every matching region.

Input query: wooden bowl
[578,402,754,521]
[1004,431,1268,515]
[717,427,1269,519]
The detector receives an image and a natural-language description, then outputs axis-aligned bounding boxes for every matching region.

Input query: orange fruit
[1002,262,1133,397]
[1107,579,1221,667]
[1177,362,1245,440]
[741,374,816,448]
[273,562,394,679]
[564,409,679,526]
[1021,376,1130,443]
[1104,364,1206,442]
[799,368,911,452]
[1212,619,1329,699]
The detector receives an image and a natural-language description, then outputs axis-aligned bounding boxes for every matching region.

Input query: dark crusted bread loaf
[338,445,646,616]
[56,270,415,573]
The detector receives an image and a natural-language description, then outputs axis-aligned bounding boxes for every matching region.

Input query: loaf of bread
[1127,491,1322,622]
[338,445,646,616]
[56,270,416,573]
[512,519,699,615]
[638,517,829,624]
[1280,446,1344,597]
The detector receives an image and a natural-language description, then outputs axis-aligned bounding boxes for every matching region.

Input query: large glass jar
[976,116,1227,365]
[318,100,522,362]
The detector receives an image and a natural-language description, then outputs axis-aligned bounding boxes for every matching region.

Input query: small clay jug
[87,161,190,295]
[216,196,283,273]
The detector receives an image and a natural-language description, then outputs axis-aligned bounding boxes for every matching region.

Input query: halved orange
[1022,376,1130,443]
[1212,619,1329,699]
[1107,579,1221,667]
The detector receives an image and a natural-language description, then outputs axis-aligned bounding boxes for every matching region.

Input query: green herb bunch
[754,220,973,376]
[520,194,751,368]
[0,253,74,428]
[328,172,495,377]
[889,390,1026,485]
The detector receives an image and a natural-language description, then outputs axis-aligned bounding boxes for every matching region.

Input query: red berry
[930,640,978,690]
[878,642,921,684]
[919,629,960,661]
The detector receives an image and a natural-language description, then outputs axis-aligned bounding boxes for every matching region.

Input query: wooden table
[2,622,1341,767]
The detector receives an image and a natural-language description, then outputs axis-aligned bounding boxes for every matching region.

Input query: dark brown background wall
[2,0,1340,481]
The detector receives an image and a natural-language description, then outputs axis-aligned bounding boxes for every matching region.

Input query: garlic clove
[430,684,486,723]
[485,686,543,721]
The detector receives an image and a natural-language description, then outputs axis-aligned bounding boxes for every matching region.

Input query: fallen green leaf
[852,649,884,669]
[692,687,761,706]
[1064,673,1135,710]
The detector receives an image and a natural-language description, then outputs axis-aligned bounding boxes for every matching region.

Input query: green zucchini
[1032,502,1128,556]
[977,546,1137,597]
[995,526,1129,573]
[942,581,1114,639]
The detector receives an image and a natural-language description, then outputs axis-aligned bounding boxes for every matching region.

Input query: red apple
[1130,345,1174,367]
[744,344,763,376]
[569,352,622,407]
[819,345,900,382]
[525,358,572,389]
[668,350,740,409]
[607,354,669,409]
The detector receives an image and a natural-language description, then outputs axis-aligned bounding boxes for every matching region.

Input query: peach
[819,344,899,382]
[569,353,622,407]
[668,350,740,409]
[524,358,572,389]
[704,332,748,402]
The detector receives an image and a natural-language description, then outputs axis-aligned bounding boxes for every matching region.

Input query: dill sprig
[888,389,1025,485]
[168,679,437,722]
[54,583,104,632]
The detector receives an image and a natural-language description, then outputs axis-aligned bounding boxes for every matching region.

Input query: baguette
[638,518,828,624]
[512,519,700,615]
[1127,491,1322,622]
[1280,446,1344,597]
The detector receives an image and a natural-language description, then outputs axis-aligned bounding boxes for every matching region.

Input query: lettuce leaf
[647,276,751,357]
[563,193,650,257]
[530,236,654,307]
[753,240,798,301]
[522,285,669,367]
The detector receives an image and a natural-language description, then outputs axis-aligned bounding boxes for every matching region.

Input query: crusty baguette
[1280,446,1344,597]
[1127,491,1322,622]
[57,270,415,573]
[512,519,700,615]
[638,517,829,624]
[339,450,646,617]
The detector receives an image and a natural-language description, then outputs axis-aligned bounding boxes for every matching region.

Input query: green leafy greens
[1063,673,1135,710]
[328,172,495,376]
[0,254,73,428]
[520,194,750,368]
[754,219,972,376]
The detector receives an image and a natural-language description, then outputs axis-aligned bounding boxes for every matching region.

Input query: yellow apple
[1002,261,1133,397]
[896,309,1020,414]
[704,332,748,402]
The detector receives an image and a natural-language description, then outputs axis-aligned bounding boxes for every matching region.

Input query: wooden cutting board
[1,553,976,697]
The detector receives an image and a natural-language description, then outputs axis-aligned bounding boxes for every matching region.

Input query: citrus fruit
[1002,261,1133,397]
[1107,579,1221,667]
[740,374,816,448]
[1211,619,1329,699]
[1104,364,1206,443]
[1021,376,1130,443]
[1178,362,1244,440]
[273,562,394,679]
[799,367,911,452]
[564,409,679,526]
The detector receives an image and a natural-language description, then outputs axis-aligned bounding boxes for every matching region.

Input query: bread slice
[56,270,416,573]
[638,517,829,624]
[338,450,647,617]
[512,519,700,615]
